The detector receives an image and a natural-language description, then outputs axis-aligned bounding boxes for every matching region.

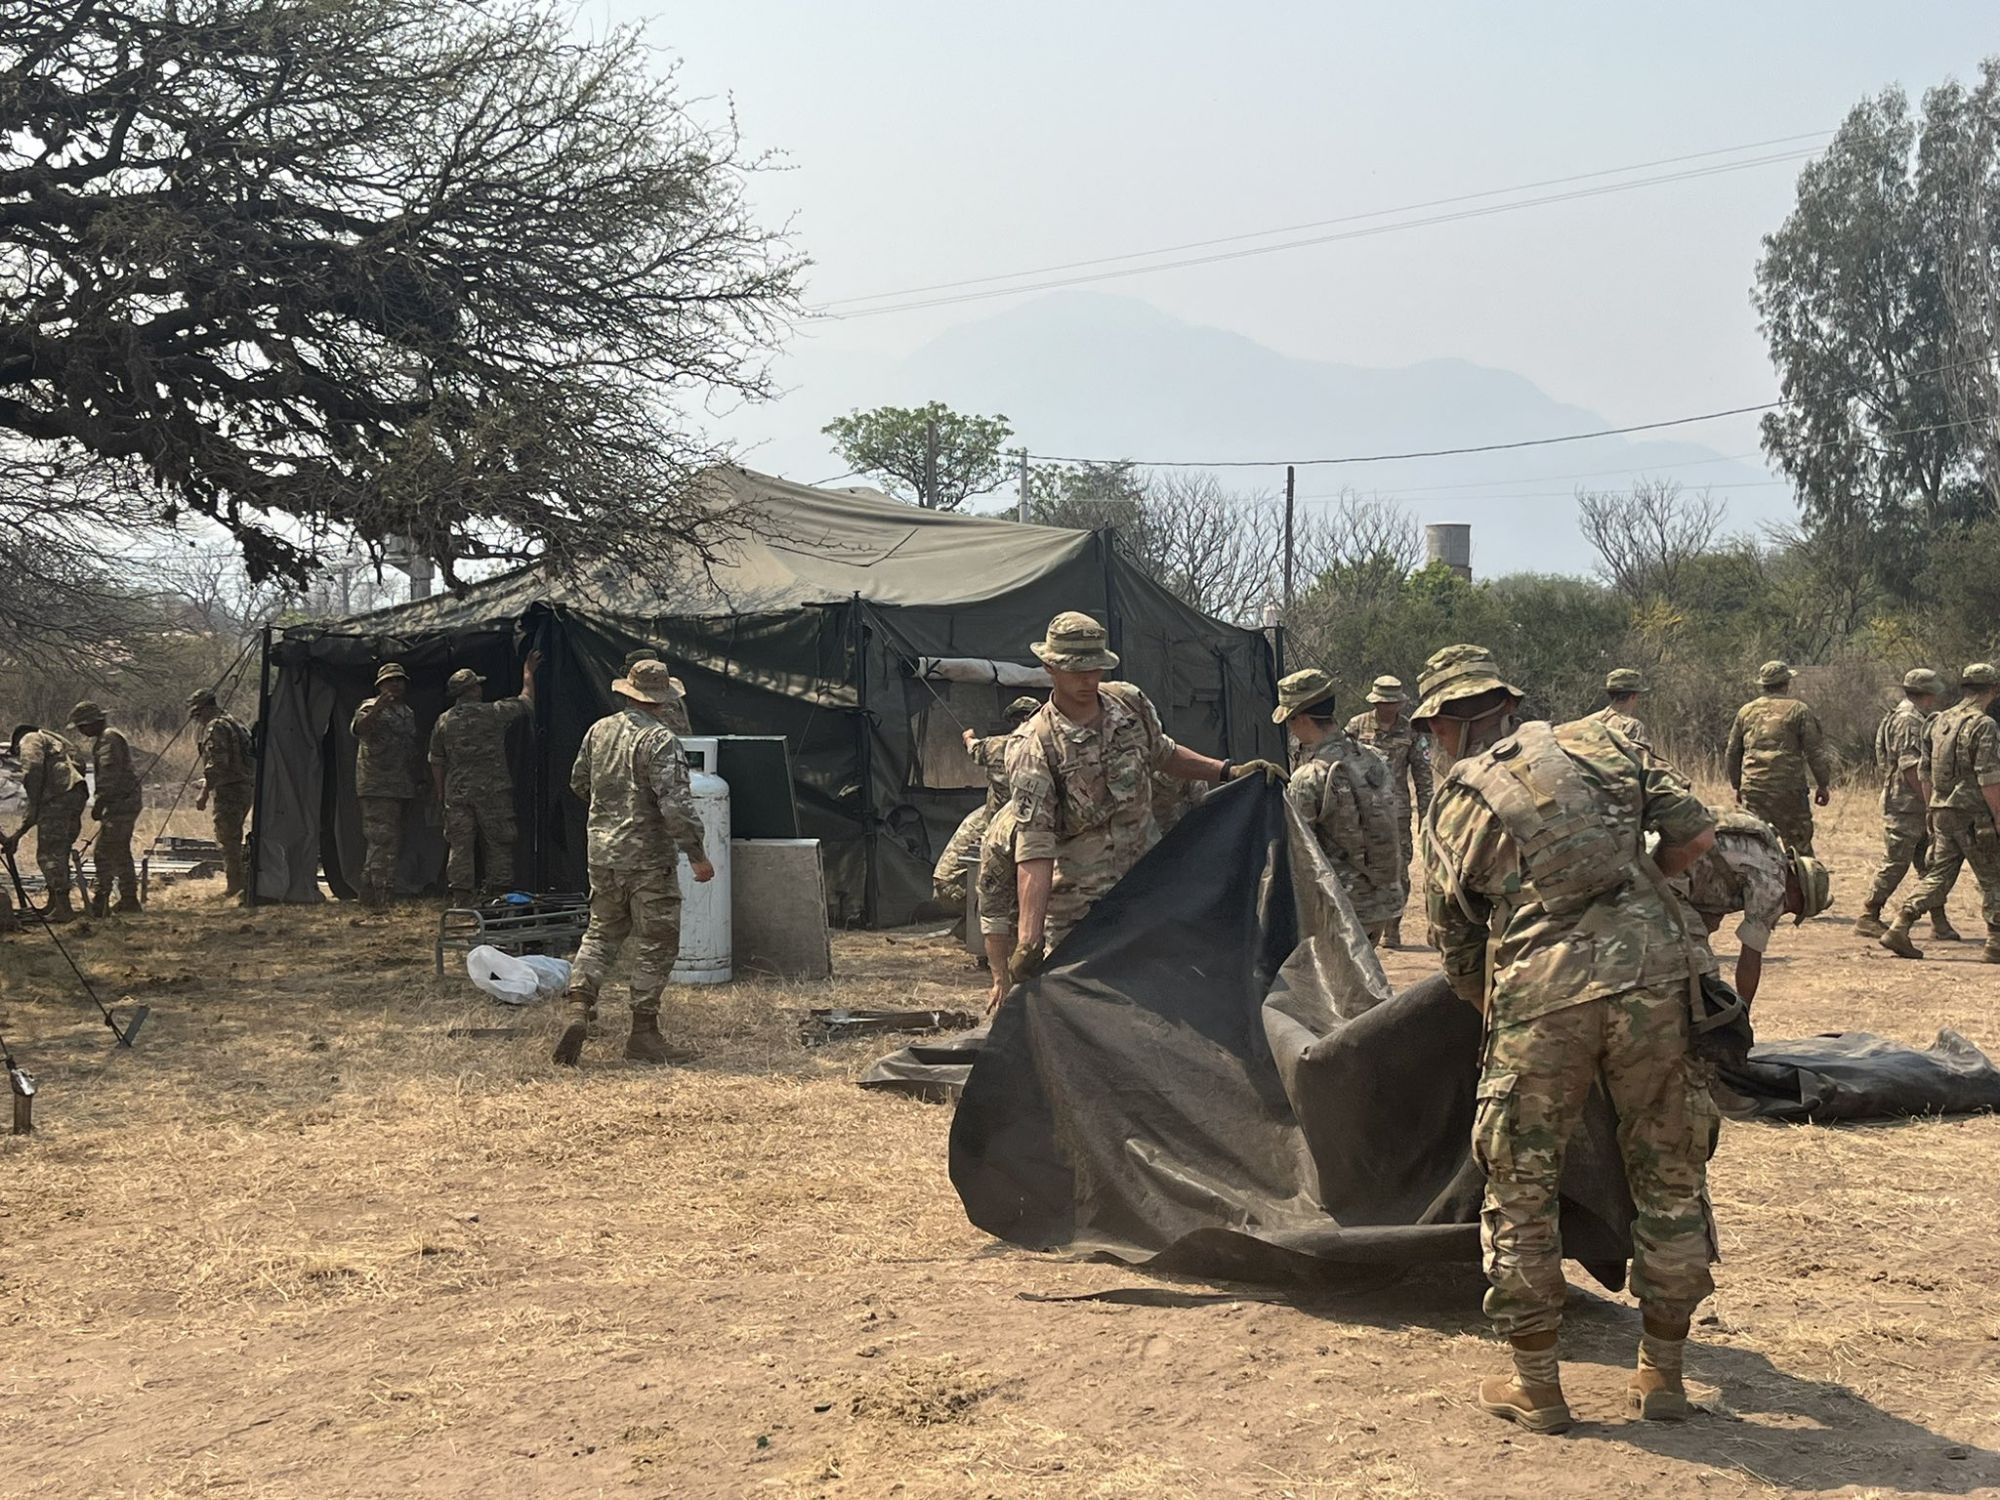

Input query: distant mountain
[716,292,1783,578]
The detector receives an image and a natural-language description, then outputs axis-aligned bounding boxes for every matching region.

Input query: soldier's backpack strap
[1931,706,1969,793]
[1450,721,1632,916]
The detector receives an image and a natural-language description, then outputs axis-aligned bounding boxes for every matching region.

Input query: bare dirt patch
[1,780,1997,1498]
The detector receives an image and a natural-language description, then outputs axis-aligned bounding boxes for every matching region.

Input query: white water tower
[672,737,733,984]
[1425,524,1472,581]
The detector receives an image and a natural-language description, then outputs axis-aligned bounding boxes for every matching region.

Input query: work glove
[90,798,105,821]
[195,790,209,812]
[1814,785,1831,807]
[0,831,16,857]
[1224,759,1289,786]
[1007,938,1047,987]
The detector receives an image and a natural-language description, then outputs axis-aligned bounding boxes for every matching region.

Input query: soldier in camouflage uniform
[1678,811,1828,1003]
[1419,643,1720,1435]
[1005,612,1279,983]
[2,723,90,922]
[931,695,1040,910]
[190,688,258,900]
[1725,661,1831,855]
[1856,668,1956,939]
[1277,669,1404,943]
[976,802,1021,1012]
[1589,668,1654,748]
[621,648,692,737]
[1347,675,1433,946]
[1882,663,2000,964]
[350,662,419,905]
[554,660,713,1066]
[428,651,541,902]
[70,702,143,915]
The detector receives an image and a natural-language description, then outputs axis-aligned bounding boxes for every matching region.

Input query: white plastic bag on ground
[519,954,572,994]
[466,945,542,1004]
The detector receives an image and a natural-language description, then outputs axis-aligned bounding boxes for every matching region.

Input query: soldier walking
[1276,669,1405,945]
[350,663,419,905]
[1857,668,1956,939]
[1420,643,1720,1434]
[932,695,1039,911]
[555,660,713,1066]
[1004,612,1281,983]
[428,650,541,902]
[70,702,143,915]
[1347,675,1433,946]
[1589,668,1654,748]
[1725,661,1831,854]
[189,689,257,900]
[2,723,90,922]
[1881,663,2000,964]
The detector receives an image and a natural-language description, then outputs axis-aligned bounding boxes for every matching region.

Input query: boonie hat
[1962,662,2000,688]
[1605,668,1649,694]
[1410,644,1522,726]
[446,667,483,699]
[612,658,683,706]
[1032,612,1119,673]
[1757,660,1794,689]
[1004,695,1041,722]
[1902,667,1946,696]
[1366,675,1406,705]
[185,687,218,712]
[1273,668,1338,724]
[1791,853,1831,924]
[68,700,106,727]
[375,662,409,686]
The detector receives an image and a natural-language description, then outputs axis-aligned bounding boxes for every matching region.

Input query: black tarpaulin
[945,778,1637,1285]
[1717,1030,2000,1122]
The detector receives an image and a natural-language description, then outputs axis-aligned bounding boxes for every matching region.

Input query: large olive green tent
[249,467,1283,925]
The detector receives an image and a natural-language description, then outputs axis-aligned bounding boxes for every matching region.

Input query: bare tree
[1145,472,1282,623]
[1576,478,1726,604]
[0,447,158,666]
[1295,492,1422,604]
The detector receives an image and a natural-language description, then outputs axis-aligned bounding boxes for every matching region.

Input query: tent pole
[852,595,877,928]
[246,623,273,905]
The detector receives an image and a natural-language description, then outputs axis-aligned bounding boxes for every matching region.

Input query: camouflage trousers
[31,797,84,896]
[1898,810,2000,932]
[1475,984,1717,1340]
[212,784,252,895]
[1741,782,1814,855]
[93,811,139,908]
[977,807,1019,938]
[571,863,683,999]
[1867,810,1953,914]
[358,796,407,899]
[932,804,992,908]
[442,796,515,897]
[1393,798,1416,891]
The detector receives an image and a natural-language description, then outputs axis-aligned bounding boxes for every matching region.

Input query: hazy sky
[597,2,1996,494]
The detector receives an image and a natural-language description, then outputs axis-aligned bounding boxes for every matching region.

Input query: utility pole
[922,415,939,509]
[1282,464,1296,611]
[1017,447,1029,522]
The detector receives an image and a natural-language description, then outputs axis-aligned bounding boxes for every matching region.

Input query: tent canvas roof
[334,467,1094,634]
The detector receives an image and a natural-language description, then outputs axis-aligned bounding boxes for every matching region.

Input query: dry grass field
[2,781,1998,1499]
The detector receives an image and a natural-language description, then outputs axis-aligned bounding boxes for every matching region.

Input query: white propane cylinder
[672,736,733,984]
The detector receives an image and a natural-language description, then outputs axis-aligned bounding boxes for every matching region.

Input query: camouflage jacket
[350,697,420,800]
[569,708,707,873]
[968,729,1018,814]
[200,712,256,794]
[88,727,143,818]
[1587,705,1652,749]
[1425,717,1715,1023]
[1007,682,1177,898]
[1874,698,1930,819]
[1287,731,1404,924]
[1726,695,1831,793]
[1152,771,1208,837]
[16,728,87,826]
[429,696,530,804]
[1679,810,1787,953]
[1347,711,1433,816]
[1926,700,2000,816]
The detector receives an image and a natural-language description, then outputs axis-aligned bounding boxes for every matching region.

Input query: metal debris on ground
[799,1007,980,1048]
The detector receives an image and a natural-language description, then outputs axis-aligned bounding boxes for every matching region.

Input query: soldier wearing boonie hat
[67,700,143,915]
[427,647,543,903]
[1587,668,1654,750]
[933,695,1044,917]
[1276,669,1404,944]
[1348,673,1433,942]
[351,661,419,905]
[1882,662,2000,964]
[1856,667,1955,939]
[1001,612,1277,993]
[1420,642,1724,1435]
[621,647,692,736]
[1725,660,1832,855]
[189,685,257,900]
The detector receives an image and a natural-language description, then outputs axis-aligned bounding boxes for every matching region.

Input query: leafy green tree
[822,402,1013,510]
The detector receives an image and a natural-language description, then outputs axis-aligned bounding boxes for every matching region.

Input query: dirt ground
[3,784,1999,1499]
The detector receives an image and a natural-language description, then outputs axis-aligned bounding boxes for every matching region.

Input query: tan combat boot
[44,889,78,925]
[1879,912,1924,960]
[1852,904,1886,939]
[552,988,593,1067]
[1930,910,1963,941]
[625,1001,700,1066]
[1477,1331,1573,1435]
[89,884,110,918]
[1629,1316,1694,1421]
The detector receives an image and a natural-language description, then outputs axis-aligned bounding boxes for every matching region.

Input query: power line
[821,130,1832,310]
[815,149,1820,321]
